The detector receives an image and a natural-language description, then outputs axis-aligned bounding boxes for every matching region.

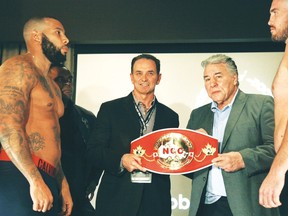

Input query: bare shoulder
[0,54,37,98]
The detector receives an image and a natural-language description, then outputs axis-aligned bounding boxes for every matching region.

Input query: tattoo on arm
[0,128,24,152]
[0,86,24,98]
[0,128,41,178]
[0,99,25,123]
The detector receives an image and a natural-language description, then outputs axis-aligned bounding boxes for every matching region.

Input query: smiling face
[203,63,238,110]
[269,0,288,42]
[130,58,162,99]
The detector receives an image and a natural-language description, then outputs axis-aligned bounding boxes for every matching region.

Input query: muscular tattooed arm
[0,57,54,212]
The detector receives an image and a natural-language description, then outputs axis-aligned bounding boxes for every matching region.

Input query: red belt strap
[0,149,56,177]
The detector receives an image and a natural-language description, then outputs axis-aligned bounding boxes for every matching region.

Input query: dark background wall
[0,0,275,45]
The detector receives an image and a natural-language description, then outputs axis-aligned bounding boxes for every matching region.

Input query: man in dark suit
[186,54,279,216]
[87,54,179,216]
[50,65,101,216]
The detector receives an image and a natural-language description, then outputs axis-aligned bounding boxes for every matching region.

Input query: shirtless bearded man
[0,17,73,216]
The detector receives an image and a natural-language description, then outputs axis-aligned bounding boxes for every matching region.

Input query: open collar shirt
[205,89,238,204]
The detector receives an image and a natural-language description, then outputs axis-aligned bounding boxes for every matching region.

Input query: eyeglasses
[54,76,73,85]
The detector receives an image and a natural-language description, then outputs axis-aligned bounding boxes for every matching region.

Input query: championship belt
[130,128,218,175]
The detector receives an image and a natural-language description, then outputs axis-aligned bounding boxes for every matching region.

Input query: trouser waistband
[0,149,56,177]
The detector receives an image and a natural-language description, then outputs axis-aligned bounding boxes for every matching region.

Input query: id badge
[131,170,152,183]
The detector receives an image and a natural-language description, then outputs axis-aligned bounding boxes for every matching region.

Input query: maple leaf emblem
[133,145,146,156]
[202,143,216,155]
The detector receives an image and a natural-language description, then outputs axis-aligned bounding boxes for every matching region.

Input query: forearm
[56,163,73,215]
[55,163,69,190]
[0,128,43,184]
[269,140,288,177]
[269,122,288,176]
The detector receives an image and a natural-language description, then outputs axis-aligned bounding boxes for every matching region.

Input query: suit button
[203,177,206,182]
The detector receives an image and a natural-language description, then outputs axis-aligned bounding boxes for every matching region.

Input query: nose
[62,35,69,45]
[210,78,217,87]
[141,73,148,81]
[268,14,273,27]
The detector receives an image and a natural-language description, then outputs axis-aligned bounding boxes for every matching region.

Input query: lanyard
[133,100,156,136]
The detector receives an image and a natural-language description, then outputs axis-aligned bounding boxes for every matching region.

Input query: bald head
[23,17,69,66]
[23,17,53,43]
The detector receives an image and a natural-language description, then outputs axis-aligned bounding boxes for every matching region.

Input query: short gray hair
[201,54,239,86]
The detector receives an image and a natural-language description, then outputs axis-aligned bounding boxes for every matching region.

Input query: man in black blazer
[50,65,101,216]
[87,54,179,216]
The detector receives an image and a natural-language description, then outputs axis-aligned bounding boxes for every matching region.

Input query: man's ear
[32,30,41,43]
[156,73,162,85]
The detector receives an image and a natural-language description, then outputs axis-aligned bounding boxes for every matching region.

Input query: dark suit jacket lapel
[153,99,162,131]
[203,105,214,136]
[152,99,172,131]
[124,93,141,137]
[221,90,247,152]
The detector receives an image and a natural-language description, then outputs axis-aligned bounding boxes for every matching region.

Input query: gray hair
[201,54,239,86]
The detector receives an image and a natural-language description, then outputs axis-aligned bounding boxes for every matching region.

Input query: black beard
[42,34,66,65]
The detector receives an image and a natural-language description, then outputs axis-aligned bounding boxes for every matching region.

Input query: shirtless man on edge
[0,17,73,216]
